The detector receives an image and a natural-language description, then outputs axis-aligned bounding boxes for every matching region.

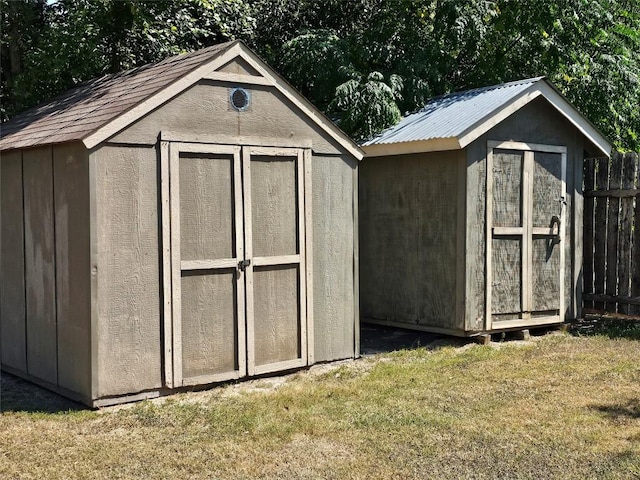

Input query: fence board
[617,153,636,313]
[605,153,622,311]
[630,153,640,315]
[584,152,640,317]
[592,157,609,310]
[583,158,595,310]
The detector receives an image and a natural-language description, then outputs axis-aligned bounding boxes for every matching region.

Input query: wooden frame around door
[485,140,567,331]
[161,140,314,388]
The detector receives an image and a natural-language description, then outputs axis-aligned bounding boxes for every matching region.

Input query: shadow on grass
[1,372,86,414]
[593,399,640,420]
[570,317,640,341]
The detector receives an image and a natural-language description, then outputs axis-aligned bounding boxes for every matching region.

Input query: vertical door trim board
[168,143,183,386]
[486,140,567,331]
[560,149,567,322]
[485,145,494,331]
[296,149,308,366]
[523,151,534,318]
[232,146,247,377]
[160,141,173,388]
[242,147,255,376]
[303,149,315,364]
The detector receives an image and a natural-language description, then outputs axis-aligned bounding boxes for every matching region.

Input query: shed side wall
[465,97,582,331]
[23,146,57,384]
[1,150,27,371]
[109,81,344,155]
[53,143,91,396]
[93,145,162,397]
[312,154,357,361]
[359,150,461,330]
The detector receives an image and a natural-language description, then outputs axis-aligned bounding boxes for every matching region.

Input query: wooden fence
[583,151,640,315]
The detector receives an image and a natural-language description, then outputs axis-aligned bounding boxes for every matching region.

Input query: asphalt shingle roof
[0,42,234,151]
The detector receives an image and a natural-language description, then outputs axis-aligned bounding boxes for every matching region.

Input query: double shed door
[163,142,310,388]
[486,141,567,330]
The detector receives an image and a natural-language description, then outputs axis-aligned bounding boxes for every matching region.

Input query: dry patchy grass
[1,332,639,479]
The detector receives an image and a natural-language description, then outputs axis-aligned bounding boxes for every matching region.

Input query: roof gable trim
[82,42,241,149]
[83,42,363,160]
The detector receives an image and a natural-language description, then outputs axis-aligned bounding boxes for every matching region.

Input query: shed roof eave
[361,137,461,157]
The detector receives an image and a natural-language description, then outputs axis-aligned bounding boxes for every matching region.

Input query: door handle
[238,259,251,272]
[550,215,561,241]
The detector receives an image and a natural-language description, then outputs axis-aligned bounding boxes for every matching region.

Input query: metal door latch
[238,259,251,272]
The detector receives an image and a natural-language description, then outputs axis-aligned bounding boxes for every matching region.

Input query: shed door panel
[170,145,245,387]
[244,149,307,376]
[531,151,563,312]
[487,143,565,329]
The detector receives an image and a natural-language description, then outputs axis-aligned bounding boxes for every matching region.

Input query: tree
[1,0,255,121]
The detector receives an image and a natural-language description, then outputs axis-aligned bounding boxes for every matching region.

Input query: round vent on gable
[230,87,250,112]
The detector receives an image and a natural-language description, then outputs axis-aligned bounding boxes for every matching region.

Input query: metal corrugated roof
[362,77,543,146]
[0,42,234,151]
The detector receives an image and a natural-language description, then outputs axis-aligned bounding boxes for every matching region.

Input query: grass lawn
[1,325,639,479]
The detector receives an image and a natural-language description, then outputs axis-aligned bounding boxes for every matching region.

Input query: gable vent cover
[230,87,250,111]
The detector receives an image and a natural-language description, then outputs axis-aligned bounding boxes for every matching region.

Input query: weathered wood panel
[491,238,522,314]
[23,146,57,384]
[179,152,235,261]
[53,143,91,396]
[593,158,609,310]
[492,150,523,227]
[531,238,561,311]
[605,153,622,311]
[110,82,343,155]
[253,265,300,366]
[0,150,27,371]
[584,152,640,316]
[181,270,238,378]
[93,145,161,396]
[532,152,562,226]
[583,158,595,310]
[617,153,635,313]
[313,155,355,361]
[360,151,459,330]
[251,155,298,256]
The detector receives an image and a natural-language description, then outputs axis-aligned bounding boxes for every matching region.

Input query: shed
[0,41,363,407]
[359,77,610,337]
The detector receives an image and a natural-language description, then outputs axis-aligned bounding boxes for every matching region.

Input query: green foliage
[2,0,639,148]
[0,0,255,120]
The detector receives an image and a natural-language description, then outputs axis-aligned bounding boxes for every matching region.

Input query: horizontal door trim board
[160,131,312,149]
[491,316,561,329]
[252,358,306,376]
[181,258,238,271]
[488,140,567,154]
[252,254,300,267]
[181,370,242,387]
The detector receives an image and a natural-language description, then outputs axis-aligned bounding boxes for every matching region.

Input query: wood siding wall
[0,143,91,400]
[92,145,162,397]
[359,151,462,330]
[583,152,640,314]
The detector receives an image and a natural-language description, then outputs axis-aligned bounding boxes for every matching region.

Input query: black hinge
[238,259,251,272]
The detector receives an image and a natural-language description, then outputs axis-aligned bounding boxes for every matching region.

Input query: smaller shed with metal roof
[359,77,610,337]
[0,40,363,407]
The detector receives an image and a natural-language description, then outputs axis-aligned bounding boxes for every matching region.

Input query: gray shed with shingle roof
[0,40,363,407]
[359,77,610,337]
